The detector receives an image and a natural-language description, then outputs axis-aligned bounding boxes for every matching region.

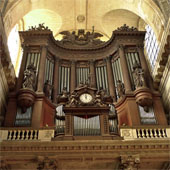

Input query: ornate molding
[58,27,104,47]
[1,140,169,153]
[115,24,138,32]
[0,159,11,170]
[120,155,140,170]
[37,156,58,170]
[28,23,51,31]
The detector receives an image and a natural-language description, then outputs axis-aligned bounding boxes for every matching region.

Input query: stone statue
[43,80,52,98]
[132,62,146,88]
[117,80,125,98]
[22,64,36,90]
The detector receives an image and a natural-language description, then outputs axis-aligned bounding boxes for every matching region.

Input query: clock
[79,93,93,104]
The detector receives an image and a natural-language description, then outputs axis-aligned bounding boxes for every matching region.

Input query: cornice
[1,139,169,153]
[19,30,146,52]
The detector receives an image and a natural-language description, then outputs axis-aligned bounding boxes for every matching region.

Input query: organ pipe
[74,116,101,136]
[118,45,132,92]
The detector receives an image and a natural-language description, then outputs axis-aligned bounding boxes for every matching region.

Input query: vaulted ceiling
[1,0,166,41]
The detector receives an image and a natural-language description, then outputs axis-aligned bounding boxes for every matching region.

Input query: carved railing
[0,128,54,142]
[120,126,170,140]
[7,129,38,140]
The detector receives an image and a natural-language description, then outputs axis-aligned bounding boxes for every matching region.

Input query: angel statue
[60,31,76,43]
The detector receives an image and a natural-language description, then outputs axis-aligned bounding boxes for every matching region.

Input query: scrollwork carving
[37,157,58,170]
[28,23,50,31]
[120,155,140,170]
[116,24,138,31]
[59,26,104,46]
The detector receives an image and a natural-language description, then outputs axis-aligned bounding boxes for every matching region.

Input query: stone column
[119,45,132,92]
[37,45,47,92]
[137,45,153,89]
[89,59,97,88]
[17,45,29,91]
[106,56,116,101]
[70,60,76,93]
[53,58,59,103]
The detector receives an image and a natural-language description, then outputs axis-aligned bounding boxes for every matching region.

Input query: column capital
[40,45,48,50]
[54,57,60,62]
[136,44,144,49]
[106,56,112,61]
[118,44,125,49]
[71,60,77,65]
[89,59,96,64]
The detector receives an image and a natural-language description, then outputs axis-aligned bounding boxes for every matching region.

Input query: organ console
[4,24,167,139]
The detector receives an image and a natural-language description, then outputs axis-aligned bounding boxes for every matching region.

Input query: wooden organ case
[4,24,167,140]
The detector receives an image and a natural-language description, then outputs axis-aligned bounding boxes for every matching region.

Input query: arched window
[145,25,160,69]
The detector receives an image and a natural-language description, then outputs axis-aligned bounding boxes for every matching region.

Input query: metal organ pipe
[73,116,101,136]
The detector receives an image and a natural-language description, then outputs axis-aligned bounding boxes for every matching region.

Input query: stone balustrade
[120,126,170,140]
[0,128,54,142]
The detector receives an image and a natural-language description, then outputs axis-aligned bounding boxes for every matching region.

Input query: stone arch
[3,0,165,41]
[3,0,165,40]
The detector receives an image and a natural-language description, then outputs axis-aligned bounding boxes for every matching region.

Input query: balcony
[0,126,170,142]
[120,125,170,140]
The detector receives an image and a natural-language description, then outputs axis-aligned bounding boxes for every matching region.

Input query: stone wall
[0,12,16,126]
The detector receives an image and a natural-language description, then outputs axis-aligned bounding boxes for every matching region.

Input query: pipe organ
[4,24,167,140]
[58,65,70,94]
[76,66,90,86]
[95,62,109,92]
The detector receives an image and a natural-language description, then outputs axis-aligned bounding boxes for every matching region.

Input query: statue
[43,80,52,98]
[77,81,84,88]
[22,64,36,90]
[28,23,50,31]
[94,88,106,107]
[88,73,95,87]
[132,62,146,88]
[67,91,78,106]
[61,87,68,98]
[59,26,104,46]
[117,80,125,98]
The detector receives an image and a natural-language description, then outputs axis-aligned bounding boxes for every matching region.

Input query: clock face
[80,93,93,103]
